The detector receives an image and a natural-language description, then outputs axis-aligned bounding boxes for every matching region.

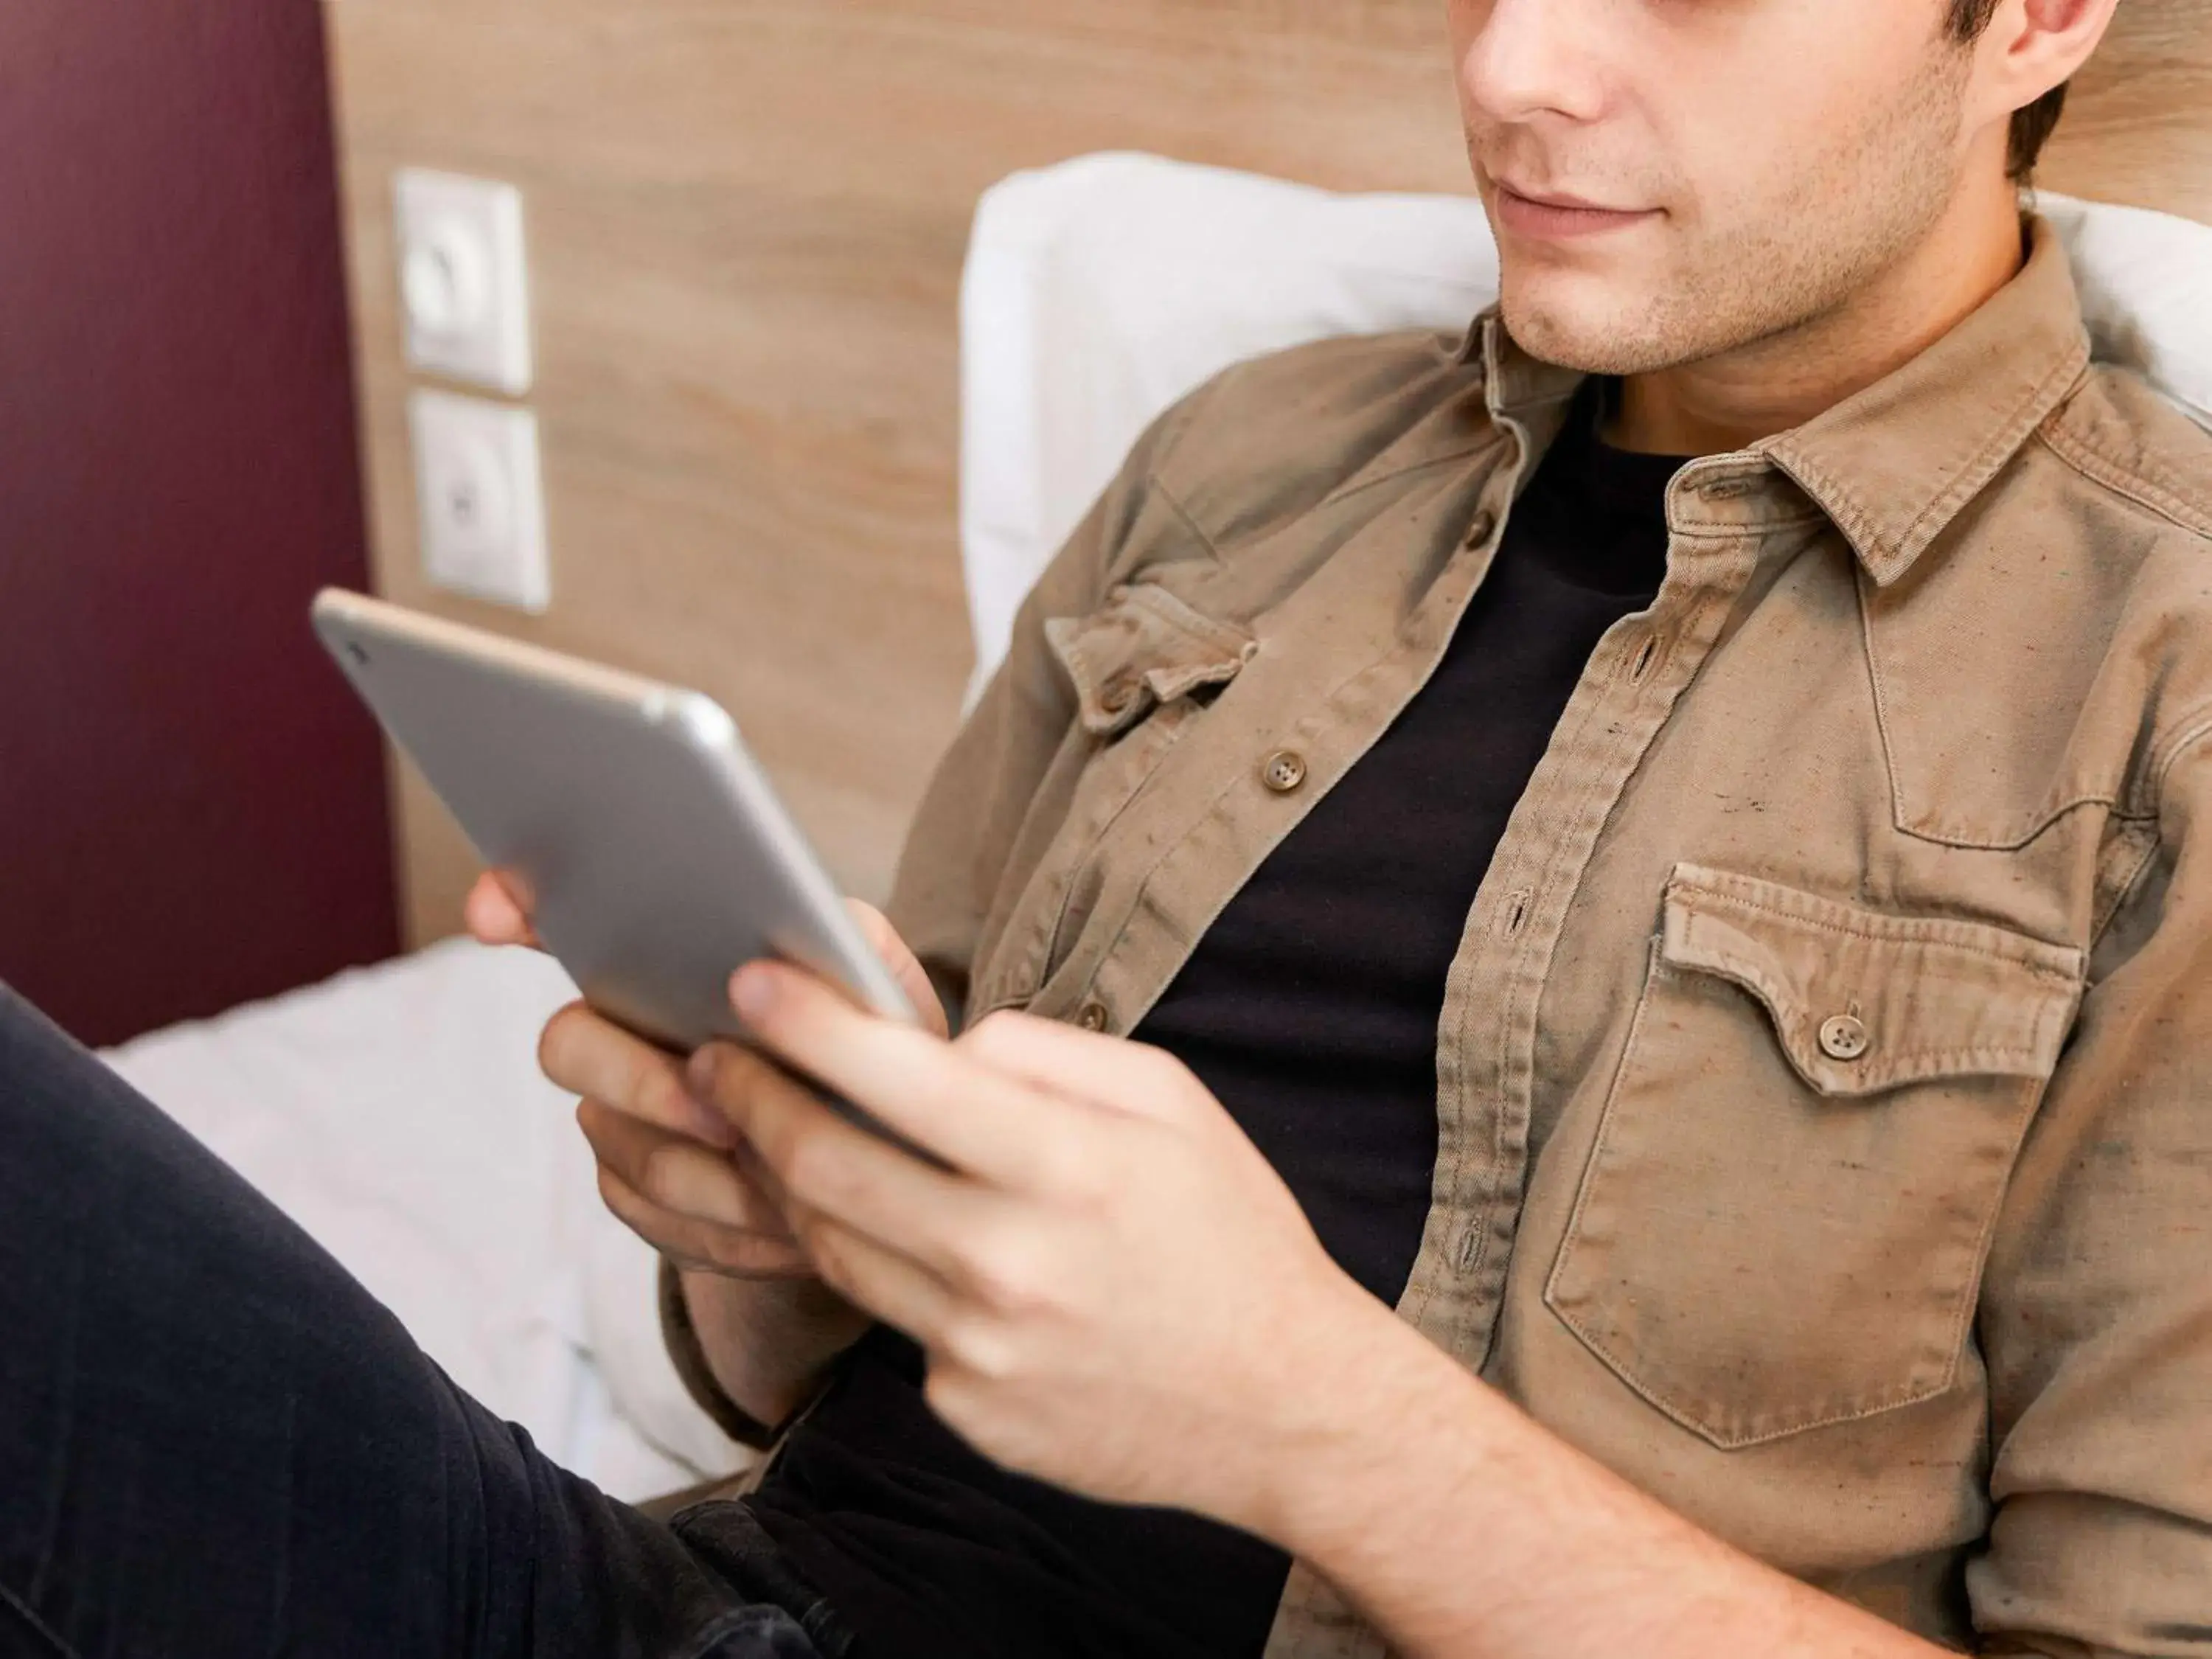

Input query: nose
[1460,0,1610,126]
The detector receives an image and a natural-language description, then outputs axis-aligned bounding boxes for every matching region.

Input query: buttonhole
[1504,891,1531,935]
[1456,1220,1484,1273]
[1630,636,1659,682]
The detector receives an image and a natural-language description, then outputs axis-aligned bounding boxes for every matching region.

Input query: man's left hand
[688,960,1386,1531]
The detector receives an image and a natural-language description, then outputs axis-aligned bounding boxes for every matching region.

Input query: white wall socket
[409,389,551,613]
[395,168,533,395]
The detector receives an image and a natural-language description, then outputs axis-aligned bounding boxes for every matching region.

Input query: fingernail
[686,1046,719,1091]
[684,1049,739,1148]
[731,963,778,1024]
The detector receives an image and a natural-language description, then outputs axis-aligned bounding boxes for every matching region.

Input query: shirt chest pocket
[1545,863,2085,1449]
[969,582,1256,1018]
[1043,580,1256,740]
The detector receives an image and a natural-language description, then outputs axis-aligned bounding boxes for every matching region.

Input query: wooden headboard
[321,0,2211,945]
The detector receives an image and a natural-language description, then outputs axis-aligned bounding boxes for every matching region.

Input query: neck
[1606,172,2027,457]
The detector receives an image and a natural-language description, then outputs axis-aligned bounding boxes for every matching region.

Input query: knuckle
[958,1009,1023,1062]
[1033,1135,1104,1206]
[939,1314,1019,1382]
[956,1230,1045,1315]
[635,1061,695,1130]
[921,1366,981,1436]
[636,1139,689,1210]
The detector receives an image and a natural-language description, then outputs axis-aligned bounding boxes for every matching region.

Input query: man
[4,0,2204,1655]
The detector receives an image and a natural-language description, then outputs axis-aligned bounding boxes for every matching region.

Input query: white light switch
[409,389,551,612]
[395,168,533,394]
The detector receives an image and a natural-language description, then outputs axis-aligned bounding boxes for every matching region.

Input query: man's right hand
[462,869,946,1428]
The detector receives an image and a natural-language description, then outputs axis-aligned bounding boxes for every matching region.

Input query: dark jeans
[0,982,857,1659]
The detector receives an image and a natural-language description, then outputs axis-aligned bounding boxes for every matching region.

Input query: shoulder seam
[2036,420,2212,542]
[1143,469,1225,562]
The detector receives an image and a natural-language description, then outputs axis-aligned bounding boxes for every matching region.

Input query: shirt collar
[1461,215,2092,586]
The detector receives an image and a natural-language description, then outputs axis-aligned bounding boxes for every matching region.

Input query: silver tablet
[311,589,918,1057]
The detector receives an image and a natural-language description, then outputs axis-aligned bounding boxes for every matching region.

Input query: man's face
[1451,0,1981,375]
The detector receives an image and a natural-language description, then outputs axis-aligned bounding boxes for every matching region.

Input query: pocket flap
[1044,582,1256,737]
[1660,863,2086,1096]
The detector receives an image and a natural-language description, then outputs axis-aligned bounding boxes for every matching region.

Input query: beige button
[1818,1014,1870,1061]
[1077,1001,1110,1032]
[1100,673,1141,716]
[1260,749,1308,793]
[1465,508,1498,547]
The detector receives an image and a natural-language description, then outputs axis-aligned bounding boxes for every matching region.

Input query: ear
[1977,0,2119,114]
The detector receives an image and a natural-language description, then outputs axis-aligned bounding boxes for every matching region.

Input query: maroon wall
[0,3,399,1046]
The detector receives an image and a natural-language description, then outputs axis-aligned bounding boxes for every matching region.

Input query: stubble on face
[1484,41,1977,377]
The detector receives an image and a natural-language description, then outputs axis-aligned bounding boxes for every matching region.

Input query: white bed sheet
[100,936,746,1501]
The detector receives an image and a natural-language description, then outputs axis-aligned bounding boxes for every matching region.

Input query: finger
[597,1165,816,1280]
[678,1038,806,1148]
[790,1206,963,1346]
[844,899,949,1039]
[956,1009,1200,1127]
[579,1098,790,1237]
[540,1001,734,1147]
[464,869,542,950]
[722,965,1094,1191]
[689,1040,1001,1285]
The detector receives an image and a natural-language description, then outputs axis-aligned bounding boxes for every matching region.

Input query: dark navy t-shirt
[742,386,1684,1657]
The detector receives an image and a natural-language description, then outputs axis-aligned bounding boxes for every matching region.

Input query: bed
[102,152,2212,1501]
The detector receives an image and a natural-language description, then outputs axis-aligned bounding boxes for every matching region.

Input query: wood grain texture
[322,0,2209,946]
[2039,0,2212,222]
[324,0,1466,945]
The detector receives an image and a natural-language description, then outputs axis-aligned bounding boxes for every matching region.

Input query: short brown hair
[1947,0,2071,182]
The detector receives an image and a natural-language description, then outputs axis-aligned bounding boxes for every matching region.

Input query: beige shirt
[863,218,2212,1656]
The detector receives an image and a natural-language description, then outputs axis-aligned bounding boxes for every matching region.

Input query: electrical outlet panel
[395,168,533,395]
[408,389,550,613]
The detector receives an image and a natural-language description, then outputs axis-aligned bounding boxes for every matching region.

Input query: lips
[1491,181,1659,240]
[1498,182,1629,213]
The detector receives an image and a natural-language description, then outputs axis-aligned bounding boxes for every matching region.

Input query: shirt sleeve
[1970,719,2212,1656]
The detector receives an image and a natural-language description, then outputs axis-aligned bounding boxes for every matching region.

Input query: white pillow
[958,153,1496,705]
[957,152,2212,699]
[2034,192,2212,430]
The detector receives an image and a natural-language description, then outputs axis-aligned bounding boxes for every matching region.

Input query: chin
[1496,262,1692,377]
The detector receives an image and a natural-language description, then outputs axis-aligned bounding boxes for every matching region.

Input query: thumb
[844,899,950,1039]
